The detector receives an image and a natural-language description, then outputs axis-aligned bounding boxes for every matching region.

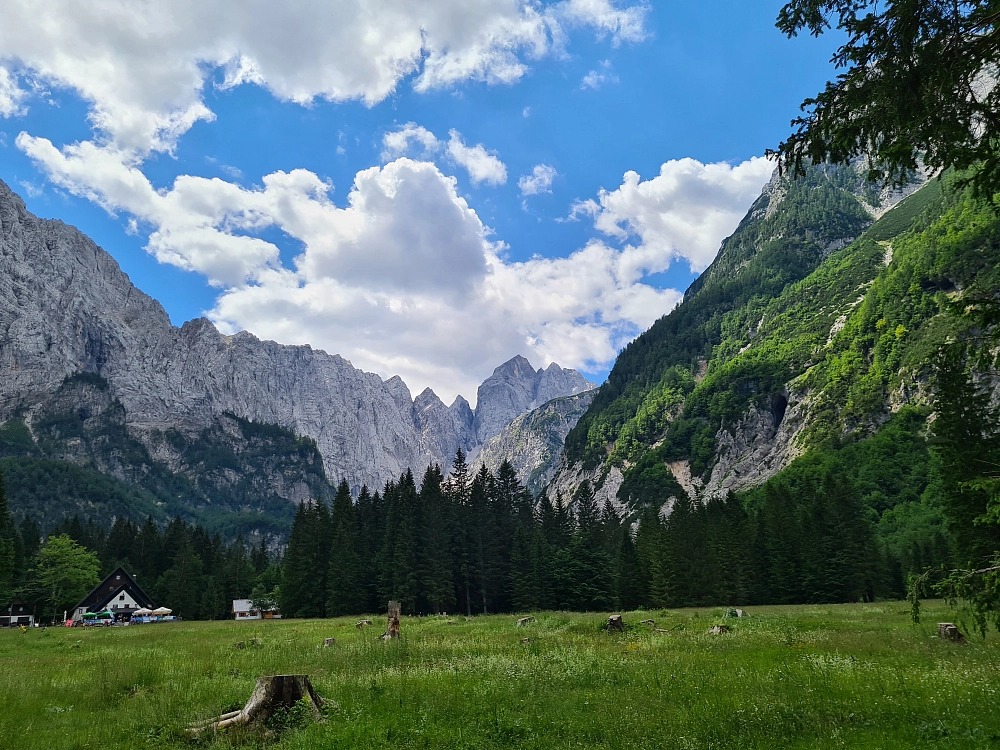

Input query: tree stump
[938,623,966,643]
[640,619,655,627]
[607,615,624,632]
[234,641,246,649]
[322,638,336,647]
[725,608,747,618]
[188,675,328,734]
[382,601,401,639]
[708,625,731,634]
[516,616,535,627]
[355,619,373,629]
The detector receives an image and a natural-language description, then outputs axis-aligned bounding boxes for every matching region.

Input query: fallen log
[381,601,401,640]
[188,675,329,735]
[640,619,655,627]
[516,616,535,627]
[708,625,731,635]
[356,619,373,629]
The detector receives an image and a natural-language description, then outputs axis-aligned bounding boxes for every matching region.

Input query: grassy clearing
[2,601,998,749]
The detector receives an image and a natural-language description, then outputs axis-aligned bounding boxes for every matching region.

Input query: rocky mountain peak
[0,178,594,502]
[473,355,593,444]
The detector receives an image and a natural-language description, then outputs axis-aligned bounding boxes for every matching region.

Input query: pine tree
[420,465,456,614]
[328,479,364,616]
[0,471,15,606]
[567,481,615,611]
[355,485,382,613]
[445,449,475,616]
[509,522,538,611]
[931,351,1000,566]
[281,500,330,618]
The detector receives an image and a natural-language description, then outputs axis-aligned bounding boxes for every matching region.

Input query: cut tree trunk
[607,615,624,632]
[382,601,401,640]
[188,675,327,734]
[938,623,966,643]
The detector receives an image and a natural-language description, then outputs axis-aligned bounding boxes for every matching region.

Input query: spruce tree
[0,471,14,606]
[567,481,615,611]
[328,479,364,616]
[420,465,456,614]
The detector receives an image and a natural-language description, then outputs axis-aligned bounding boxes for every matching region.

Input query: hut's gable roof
[76,567,154,612]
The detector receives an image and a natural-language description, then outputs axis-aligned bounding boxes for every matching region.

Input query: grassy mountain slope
[565,165,877,470]
[556,167,999,587]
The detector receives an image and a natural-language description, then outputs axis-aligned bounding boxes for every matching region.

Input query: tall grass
[2,601,997,748]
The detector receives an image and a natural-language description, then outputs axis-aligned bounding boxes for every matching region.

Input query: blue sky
[0,0,839,402]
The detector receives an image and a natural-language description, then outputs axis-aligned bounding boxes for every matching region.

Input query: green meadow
[2,601,998,749]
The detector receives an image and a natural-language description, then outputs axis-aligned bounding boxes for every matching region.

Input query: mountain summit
[0,179,591,529]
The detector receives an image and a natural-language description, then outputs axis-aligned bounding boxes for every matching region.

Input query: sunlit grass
[2,601,998,748]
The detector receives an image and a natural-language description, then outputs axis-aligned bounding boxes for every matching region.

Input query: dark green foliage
[281,499,331,618]
[0,458,166,529]
[771,0,1000,199]
[929,351,1000,567]
[0,471,14,606]
[327,480,364,616]
[566,164,873,470]
[0,373,332,539]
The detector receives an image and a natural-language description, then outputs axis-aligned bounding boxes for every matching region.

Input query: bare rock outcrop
[0,179,589,497]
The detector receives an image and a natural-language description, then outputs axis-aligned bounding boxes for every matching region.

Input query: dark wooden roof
[2,598,31,615]
[75,567,154,612]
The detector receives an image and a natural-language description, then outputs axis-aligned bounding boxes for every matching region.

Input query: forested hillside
[0,373,331,538]
[557,167,1000,599]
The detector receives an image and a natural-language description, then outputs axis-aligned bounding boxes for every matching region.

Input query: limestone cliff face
[471,390,595,495]
[472,356,592,444]
[0,179,588,499]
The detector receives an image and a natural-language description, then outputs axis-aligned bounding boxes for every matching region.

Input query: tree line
[280,449,893,618]
[0,476,281,622]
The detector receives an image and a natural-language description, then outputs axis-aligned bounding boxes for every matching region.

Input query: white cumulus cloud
[0,0,647,153]
[572,156,775,273]
[0,67,28,118]
[382,123,507,186]
[581,60,618,90]
[21,128,702,401]
[519,164,558,195]
[445,130,507,186]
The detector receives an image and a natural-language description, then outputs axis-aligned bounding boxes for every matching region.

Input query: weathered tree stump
[607,615,624,632]
[708,625,731,634]
[938,623,966,643]
[322,638,336,647]
[188,675,328,734]
[520,637,532,644]
[725,608,747,618]
[382,601,401,640]
[640,619,655,627]
[356,619,373,629]
[234,641,246,649]
[516,616,535,627]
